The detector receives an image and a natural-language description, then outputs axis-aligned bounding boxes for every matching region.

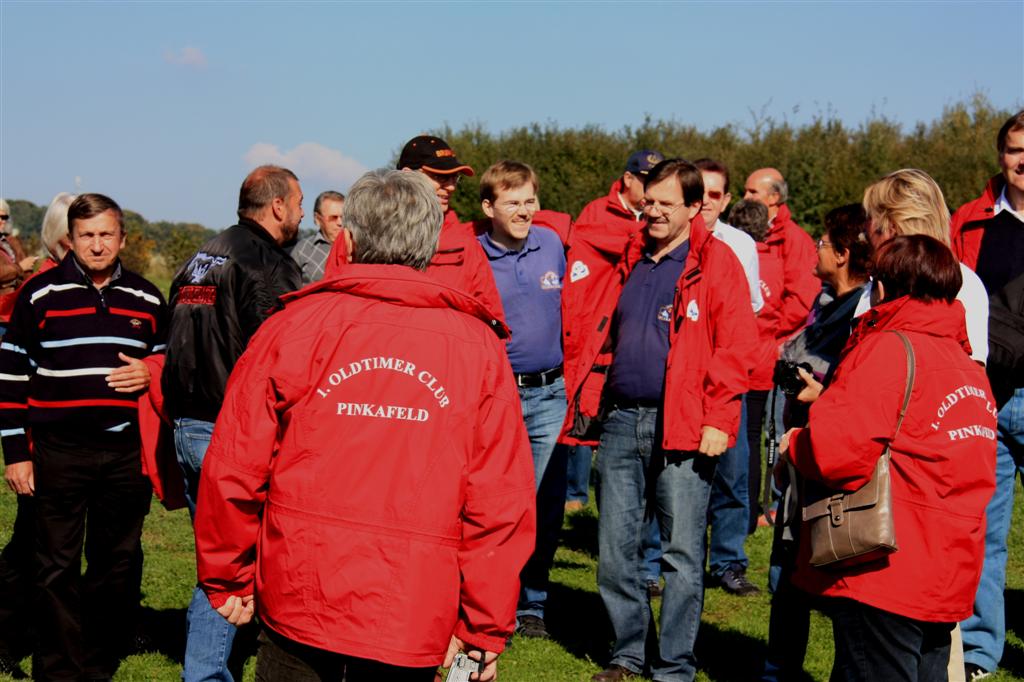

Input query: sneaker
[0,652,28,680]
[515,615,550,639]
[646,579,662,599]
[718,565,760,596]
[965,663,992,680]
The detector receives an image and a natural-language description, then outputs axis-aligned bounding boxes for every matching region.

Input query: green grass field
[1,478,1023,681]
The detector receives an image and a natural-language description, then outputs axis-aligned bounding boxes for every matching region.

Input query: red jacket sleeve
[462,237,507,326]
[194,339,287,609]
[777,227,820,338]
[701,245,759,439]
[788,334,905,491]
[455,341,536,653]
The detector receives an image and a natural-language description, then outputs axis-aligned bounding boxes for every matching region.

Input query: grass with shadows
[1,474,1023,681]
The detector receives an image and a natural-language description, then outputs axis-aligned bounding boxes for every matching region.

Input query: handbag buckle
[828,497,844,527]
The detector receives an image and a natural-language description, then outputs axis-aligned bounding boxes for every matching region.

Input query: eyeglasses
[704,190,724,201]
[422,170,460,188]
[495,199,539,214]
[642,201,686,218]
[816,238,833,250]
[0,215,9,221]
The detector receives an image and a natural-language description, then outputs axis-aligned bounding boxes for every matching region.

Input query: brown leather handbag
[802,330,914,569]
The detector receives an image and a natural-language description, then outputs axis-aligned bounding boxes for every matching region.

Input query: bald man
[743,168,819,341]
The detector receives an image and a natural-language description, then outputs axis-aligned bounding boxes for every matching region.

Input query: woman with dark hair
[761,204,874,681]
[779,235,997,681]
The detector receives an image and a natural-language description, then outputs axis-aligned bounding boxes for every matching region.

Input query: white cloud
[243,142,368,188]
[163,46,208,69]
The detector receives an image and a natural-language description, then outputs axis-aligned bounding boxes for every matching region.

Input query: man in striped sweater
[0,193,166,682]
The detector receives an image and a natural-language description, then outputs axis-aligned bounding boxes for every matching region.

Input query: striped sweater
[0,255,167,464]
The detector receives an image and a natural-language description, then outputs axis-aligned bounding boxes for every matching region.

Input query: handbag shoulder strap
[885,330,916,439]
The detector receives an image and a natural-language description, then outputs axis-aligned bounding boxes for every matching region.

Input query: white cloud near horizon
[163,46,207,69]
[243,142,368,188]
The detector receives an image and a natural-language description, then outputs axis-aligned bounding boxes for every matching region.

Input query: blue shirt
[479,227,565,374]
[607,239,690,402]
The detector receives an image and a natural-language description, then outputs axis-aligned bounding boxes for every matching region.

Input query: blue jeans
[516,378,568,621]
[642,514,662,582]
[566,445,592,504]
[961,388,1024,672]
[708,396,750,577]
[174,417,239,682]
[596,407,716,682]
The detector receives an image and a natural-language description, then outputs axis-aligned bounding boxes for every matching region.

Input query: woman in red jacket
[780,235,997,681]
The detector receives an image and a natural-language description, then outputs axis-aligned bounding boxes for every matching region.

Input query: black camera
[773,360,814,396]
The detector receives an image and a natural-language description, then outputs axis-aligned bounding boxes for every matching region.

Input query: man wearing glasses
[564,159,756,682]
[477,160,567,641]
[396,136,505,325]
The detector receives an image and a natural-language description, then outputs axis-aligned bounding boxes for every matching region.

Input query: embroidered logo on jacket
[686,299,699,322]
[657,305,672,323]
[540,271,562,290]
[570,260,589,283]
[184,253,228,284]
[179,286,217,306]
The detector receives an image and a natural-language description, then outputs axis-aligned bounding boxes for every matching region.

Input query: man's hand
[795,367,824,404]
[4,461,34,496]
[440,635,498,681]
[18,256,38,272]
[214,594,254,626]
[698,425,729,457]
[107,352,151,393]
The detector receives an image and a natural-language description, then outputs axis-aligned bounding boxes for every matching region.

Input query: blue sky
[2,1,1021,229]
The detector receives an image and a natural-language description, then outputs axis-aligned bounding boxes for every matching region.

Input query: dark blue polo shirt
[607,239,690,402]
[479,227,565,374]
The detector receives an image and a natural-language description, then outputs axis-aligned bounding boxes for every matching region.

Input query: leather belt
[515,366,563,388]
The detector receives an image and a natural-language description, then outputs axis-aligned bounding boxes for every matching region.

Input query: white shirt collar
[617,192,643,220]
[995,185,1024,225]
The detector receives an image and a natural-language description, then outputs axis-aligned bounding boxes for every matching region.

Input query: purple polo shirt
[607,239,690,402]
[479,226,565,374]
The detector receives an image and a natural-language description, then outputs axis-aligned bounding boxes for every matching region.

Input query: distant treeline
[4,94,1015,280]
[5,201,216,280]
[441,93,1016,236]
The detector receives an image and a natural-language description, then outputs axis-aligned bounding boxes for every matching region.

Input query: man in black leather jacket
[163,164,304,682]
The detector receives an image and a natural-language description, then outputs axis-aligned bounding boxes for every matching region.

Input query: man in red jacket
[194,169,535,682]
[565,159,756,682]
[562,151,663,523]
[743,168,819,342]
[951,109,1024,681]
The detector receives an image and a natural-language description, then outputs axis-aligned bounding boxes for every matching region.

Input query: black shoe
[515,615,550,639]
[0,652,28,680]
[718,566,760,596]
[965,663,992,680]
[646,579,662,599]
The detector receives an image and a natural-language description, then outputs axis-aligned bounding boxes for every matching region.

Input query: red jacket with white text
[765,203,820,341]
[560,215,758,450]
[194,265,535,667]
[950,174,1004,270]
[789,297,997,622]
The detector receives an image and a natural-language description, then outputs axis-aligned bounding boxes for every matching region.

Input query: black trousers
[829,597,952,682]
[0,494,35,657]
[255,627,438,682]
[31,429,150,682]
[745,389,770,533]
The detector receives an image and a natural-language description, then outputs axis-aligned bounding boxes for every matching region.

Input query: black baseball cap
[397,136,475,176]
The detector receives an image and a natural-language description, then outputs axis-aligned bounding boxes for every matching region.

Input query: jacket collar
[846,296,972,357]
[959,174,1006,230]
[765,203,794,243]
[238,217,285,249]
[619,212,712,286]
[60,251,122,288]
[280,263,510,339]
[603,179,636,219]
